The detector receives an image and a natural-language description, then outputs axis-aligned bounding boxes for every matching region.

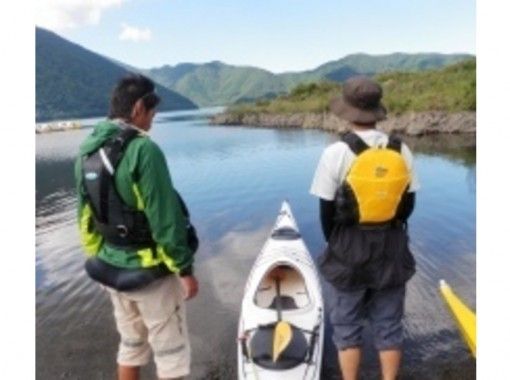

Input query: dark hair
[108,74,161,119]
[352,121,376,128]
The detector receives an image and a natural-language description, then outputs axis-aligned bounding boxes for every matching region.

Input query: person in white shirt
[310,76,419,380]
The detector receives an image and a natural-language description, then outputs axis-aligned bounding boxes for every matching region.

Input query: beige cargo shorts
[106,275,190,379]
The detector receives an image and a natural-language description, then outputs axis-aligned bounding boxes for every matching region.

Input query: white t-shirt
[310,129,420,201]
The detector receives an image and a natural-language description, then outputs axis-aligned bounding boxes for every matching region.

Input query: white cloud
[119,23,152,42]
[36,0,124,30]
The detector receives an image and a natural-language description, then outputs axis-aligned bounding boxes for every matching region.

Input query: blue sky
[36,0,475,73]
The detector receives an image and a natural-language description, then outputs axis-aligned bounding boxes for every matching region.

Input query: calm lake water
[36,108,476,379]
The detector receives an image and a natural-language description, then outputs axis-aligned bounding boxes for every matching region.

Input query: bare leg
[118,365,140,380]
[338,348,362,380]
[379,349,402,380]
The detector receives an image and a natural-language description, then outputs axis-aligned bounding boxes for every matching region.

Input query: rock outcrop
[209,111,476,135]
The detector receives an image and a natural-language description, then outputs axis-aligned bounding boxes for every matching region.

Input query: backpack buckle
[117,225,129,238]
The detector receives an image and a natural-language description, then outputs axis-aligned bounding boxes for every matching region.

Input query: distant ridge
[36,27,197,122]
[145,52,474,107]
[145,61,287,108]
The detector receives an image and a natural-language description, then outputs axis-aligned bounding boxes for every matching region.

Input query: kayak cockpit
[254,265,310,310]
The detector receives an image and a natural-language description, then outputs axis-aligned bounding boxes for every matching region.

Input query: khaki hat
[330,76,387,124]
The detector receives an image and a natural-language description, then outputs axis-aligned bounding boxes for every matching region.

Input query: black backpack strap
[387,134,402,153]
[101,128,139,223]
[342,132,369,155]
[105,128,140,170]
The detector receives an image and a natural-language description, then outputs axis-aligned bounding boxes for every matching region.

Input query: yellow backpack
[341,132,411,224]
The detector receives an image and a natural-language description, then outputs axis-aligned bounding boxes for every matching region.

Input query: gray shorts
[325,281,406,351]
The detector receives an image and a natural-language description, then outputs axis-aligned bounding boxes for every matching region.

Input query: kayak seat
[268,295,298,310]
[250,323,308,370]
[271,227,301,240]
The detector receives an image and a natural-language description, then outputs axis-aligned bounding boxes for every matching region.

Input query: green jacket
[75,120,194,275]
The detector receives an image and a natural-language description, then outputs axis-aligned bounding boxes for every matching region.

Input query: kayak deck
[238,201,324,380]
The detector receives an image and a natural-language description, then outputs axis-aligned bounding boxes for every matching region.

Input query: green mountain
[306,52,473,81]
[146,53,473,107]
[226,58,476,116]
[146,61,288,107]
[36,27,197,122]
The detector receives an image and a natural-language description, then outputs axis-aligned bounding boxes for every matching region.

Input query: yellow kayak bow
[439,279,476,357]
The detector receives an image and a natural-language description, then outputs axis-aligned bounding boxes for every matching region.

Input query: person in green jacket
[75,74,198,380]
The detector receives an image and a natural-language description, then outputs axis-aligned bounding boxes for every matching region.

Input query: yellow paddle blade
[273,321,292,362]
[439,280,476,357]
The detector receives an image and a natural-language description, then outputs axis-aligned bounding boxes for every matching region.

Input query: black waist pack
[85,257,169,291]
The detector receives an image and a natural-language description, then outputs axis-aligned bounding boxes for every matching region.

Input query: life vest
[81,127,156,250]
[335,132,411,225]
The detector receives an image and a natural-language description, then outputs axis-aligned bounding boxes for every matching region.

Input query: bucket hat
[330,76,387,124]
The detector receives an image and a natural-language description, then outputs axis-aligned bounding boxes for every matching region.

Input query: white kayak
[237,201,324,380]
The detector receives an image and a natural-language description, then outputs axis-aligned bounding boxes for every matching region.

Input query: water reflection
[406,133,476,168]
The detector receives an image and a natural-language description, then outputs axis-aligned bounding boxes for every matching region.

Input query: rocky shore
[36,120,82,134]
[209,111,476,136]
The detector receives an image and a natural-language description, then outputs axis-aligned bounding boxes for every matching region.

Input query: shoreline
[209,111,476,136]
[36,120,83,134]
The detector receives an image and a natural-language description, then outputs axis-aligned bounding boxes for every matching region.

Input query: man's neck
[351,123,376,132]
[111,118,149,136]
